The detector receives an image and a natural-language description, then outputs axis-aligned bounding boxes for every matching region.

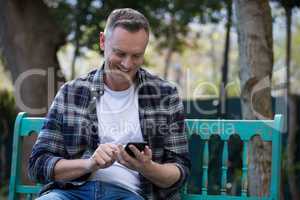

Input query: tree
[218,0,232,118]
[280,1,300,199]
[0,0,68,185]
[147,0,223,80]
[272,1,300,198]
[234,0,274,196]
[0,0,66,116]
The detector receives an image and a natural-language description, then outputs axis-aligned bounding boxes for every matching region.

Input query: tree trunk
[287,95,300,200]
[0,0,66,116]
[163,15,175,80]
[234,0,273,196]
[0,0,66,185]
[70,2,81,80]
[285,3,291,98]
[175,63,182,86]
[70,35,79,80]
[284,4,300,200]
[218,0,232,118]
[163,31,175,80]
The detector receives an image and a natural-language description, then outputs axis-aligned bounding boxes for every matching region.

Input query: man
[29,8,190,200]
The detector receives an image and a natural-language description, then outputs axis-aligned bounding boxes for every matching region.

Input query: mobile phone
[125,142,148,158]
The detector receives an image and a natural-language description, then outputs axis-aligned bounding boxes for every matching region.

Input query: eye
[113,49,126,57]
[116,52,125,57]
[133,54,142,59]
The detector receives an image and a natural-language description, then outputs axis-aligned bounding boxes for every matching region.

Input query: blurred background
[0,0,300,199]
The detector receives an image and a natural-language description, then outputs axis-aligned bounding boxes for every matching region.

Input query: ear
[99,32,105,50]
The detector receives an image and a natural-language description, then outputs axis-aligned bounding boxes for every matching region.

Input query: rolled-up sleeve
[28,84,67,183]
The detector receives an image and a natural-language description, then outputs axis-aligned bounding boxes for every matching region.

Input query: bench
[181,114,283,200]
[9,112,283,200]
[9,112,43,200]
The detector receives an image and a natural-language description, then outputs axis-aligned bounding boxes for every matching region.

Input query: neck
[104,75,134,91]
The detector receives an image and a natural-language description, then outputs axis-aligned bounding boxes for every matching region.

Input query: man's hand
[53,143,119,181]
[117,144,153,172]
[117,144,181,188]
[87,143,119,171]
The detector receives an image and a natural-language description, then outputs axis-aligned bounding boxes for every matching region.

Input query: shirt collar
[91,63,105,98]
[91,62,145,98]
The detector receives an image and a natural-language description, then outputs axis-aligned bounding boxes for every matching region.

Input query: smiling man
[29,8,190,200]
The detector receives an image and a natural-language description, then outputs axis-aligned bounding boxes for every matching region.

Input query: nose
[121,56,134,70]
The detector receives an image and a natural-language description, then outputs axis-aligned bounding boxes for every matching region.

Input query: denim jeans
[36,181,144,200]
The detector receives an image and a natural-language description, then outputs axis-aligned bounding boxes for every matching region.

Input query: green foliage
[0,89,16,194]
[0,90,15,114]
[0,89,17,140]
[46,0,224,54]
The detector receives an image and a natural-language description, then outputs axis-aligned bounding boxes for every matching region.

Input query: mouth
[116,65,130,73]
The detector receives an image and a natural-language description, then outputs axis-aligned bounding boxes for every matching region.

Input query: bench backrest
[9,112,283,200]
[9,112,43,200]
[182,114,283,200]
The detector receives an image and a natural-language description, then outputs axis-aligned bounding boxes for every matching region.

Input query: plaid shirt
[29,66,191,200]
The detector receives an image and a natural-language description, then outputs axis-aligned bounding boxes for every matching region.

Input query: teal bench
[9,112,283,200]
[9,112,43,200]
[181,114,283,200]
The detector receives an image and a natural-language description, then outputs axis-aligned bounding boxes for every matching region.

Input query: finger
[96,148,115,164]
[144,145,152,156]
[93,154,106,167]
[121,148,135,163]
[129,145,142,160]
[107,143,119,152]
[111,149,118,160]
[100,144,117,157]
[116,144,124,154]
[117,144,124,152]
[97,151,116,168]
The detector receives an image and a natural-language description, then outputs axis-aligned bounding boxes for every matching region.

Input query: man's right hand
[53,143,119,181]
[87,143,119,171]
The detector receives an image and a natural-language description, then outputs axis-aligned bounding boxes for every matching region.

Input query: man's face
[99,27,149,90]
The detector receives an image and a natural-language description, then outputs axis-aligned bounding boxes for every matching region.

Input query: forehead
[107,27,149,53]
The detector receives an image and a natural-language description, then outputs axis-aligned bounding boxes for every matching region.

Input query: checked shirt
[29,66,191,200]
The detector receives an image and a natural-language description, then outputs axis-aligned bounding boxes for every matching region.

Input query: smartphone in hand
[125,142,148,158]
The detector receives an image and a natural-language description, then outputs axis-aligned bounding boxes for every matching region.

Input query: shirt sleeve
[163,86,191,191]
[28,84,68,183]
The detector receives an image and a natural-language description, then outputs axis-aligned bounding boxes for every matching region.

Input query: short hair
[104,8,150,37]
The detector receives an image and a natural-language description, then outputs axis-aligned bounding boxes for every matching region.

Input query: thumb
[144,145,152,156]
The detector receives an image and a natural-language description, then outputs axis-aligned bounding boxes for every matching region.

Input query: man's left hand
[117,144,153,173]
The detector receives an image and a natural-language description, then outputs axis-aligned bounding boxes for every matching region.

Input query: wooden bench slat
[241,141,249,196]
[16,185,42,194]
[20,118,44,136]
[202,140,209,195]
[220,141,228,195]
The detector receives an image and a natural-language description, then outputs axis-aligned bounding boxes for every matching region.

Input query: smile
[116,65,130,73]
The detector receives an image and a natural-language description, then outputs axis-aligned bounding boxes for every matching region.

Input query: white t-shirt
[89,83,144,194]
